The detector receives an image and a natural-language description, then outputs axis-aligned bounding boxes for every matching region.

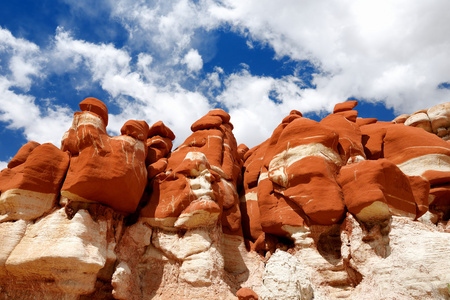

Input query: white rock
[343,215,450,299]
[427,102,450,133]
[222,233,248,275]
[5,208,107,294]
[397,153,450,176]
[152,228,212,260]
[0,189,56,223]
[404,112,432,132]
[0,219,28,276]
[179,245,223,286]
[259,250,313,300]
[111,261,132,300]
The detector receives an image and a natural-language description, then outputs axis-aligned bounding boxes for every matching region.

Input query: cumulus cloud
[182,49,203,72]
[0,161,7,170]
[0,77,73,146]
[0,28,73,147]
[0,27,42,89]
[208,0,450,113]
[50,28,213,145]
[1,25,212,149]
[216,69,308,147]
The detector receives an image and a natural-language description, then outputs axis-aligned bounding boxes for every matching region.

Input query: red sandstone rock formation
[0,141,69,222]
[361,119,450,219]
[1,98,450,299]
[140,109,242,232]
[146,120,175,166]
[61,97,149,214]
[338,159,429,222]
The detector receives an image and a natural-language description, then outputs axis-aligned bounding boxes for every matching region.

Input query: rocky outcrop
[61,97,149,214]
[395,102,450,140]
[0,142,69,222]
[1,98,450,299]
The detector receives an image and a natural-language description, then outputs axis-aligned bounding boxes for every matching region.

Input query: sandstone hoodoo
[1,97,450,299]
[60,97,150,214]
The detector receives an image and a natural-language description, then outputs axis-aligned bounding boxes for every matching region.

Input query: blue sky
[1,0,450,169]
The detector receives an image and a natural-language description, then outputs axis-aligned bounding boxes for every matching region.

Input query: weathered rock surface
[61,97,149,214]
[1,98,450,299]
[0,142,69,222]
[259,250,313,300]
[395,102,450,140]
[342,214,450,299]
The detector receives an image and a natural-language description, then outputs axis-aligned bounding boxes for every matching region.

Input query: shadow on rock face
[316,225,342,265]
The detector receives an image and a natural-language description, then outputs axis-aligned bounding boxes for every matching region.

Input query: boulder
[256,111,345,236]
[0,142,69,222]
[237,287,259,300]
[321,101,365,163]
[61,98,149,214]
[146,121,175,166]
[5,208,107,294]
[337,159,428,222]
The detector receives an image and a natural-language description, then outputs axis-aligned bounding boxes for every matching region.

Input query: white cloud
[0,28,72,147]
[52,28,132,84]
[217,69,307,147]
[182,48,203,72]
[110,0,218,62]
[0,77,73,146]
[0,160,7,170]
[50,28,213,145]
[0,27,43,90]
[208,0,450,113]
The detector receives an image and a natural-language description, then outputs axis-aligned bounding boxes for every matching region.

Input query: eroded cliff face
[1,98,450,300]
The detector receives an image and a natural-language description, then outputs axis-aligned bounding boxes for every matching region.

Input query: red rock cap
[121,120,150,141]
[79,97,109,126]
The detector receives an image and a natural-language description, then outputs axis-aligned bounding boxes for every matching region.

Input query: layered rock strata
[1,98,450,299]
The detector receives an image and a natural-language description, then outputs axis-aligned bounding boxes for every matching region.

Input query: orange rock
[333,100,358,113]
[338,159,427,222]
[240,188,263,242]
[240,141,268,242]
[321,101,365,163]
[146,121,175,166]
[360,121,393,160]
[79,97,109,125]
[356,117,378,126]
[140,109,242,232]
[408,175,430,218]
[147,120,175,140]
[7,141,40,169]
[0,142,69,221]
[237,143,249,160]
[60,98,149,214]
[147,158,168,180]
[0,143,69,195]
[362,121,450,219]
[383,125,450,165]
[244,110,346,237]
[236,287,259,300]
[121,120,149,141]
